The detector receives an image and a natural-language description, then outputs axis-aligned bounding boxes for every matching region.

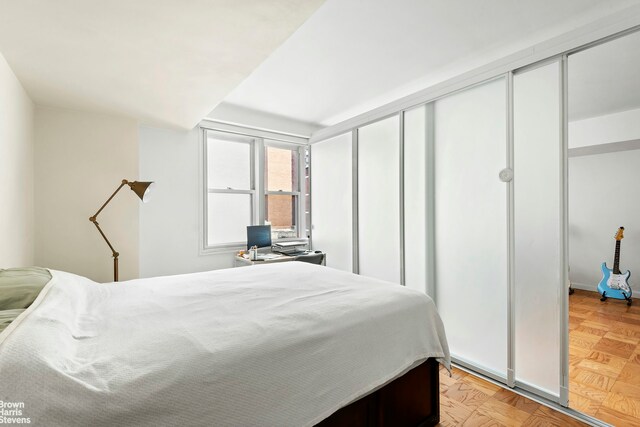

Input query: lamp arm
[90,220,118,258]
[90,180,128,220]
[89,180,130,282]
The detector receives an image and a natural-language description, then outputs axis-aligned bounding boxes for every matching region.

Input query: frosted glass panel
[358,116,400,284]
[434,78,508,378]
[404,105,428,293]
[514,62,561,397]
[207,193,252,245]
[311,133,352,272]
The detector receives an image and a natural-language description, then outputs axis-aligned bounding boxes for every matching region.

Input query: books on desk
[272,241,308,255]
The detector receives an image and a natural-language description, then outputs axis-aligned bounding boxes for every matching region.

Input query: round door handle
[499,168,513,182]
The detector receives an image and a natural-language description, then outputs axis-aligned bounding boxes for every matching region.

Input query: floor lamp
[89,179,154,282]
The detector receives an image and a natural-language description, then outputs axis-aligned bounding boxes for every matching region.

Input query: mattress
[0,262,449,426]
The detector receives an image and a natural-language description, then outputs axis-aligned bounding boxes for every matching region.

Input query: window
[304,148,310,239]
[264,143,300,240]
[205,131,255,248]
[202,128,308,250]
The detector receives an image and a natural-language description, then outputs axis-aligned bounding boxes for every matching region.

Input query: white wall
[569,149,640,291]
[139,126,234,278]
[568,106,640,291]
[34,107,139,282]
[569,108,640,148]
[0,52,35,268]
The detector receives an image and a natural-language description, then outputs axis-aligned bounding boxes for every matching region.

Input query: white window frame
[263,140,307,242]
[199,122,309,254]
[203,129,257,251]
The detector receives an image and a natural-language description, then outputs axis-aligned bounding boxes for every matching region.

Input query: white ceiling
[219,0,640,127]
[569,30,640,121]
[0,0,324,129]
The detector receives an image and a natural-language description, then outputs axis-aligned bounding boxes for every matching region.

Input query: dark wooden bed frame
[316,358,440,427]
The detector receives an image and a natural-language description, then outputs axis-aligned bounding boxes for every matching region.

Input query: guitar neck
[613,240,621,274]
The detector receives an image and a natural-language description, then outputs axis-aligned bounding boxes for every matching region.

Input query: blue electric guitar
[598,226,632,306]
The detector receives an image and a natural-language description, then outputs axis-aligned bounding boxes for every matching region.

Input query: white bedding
[0,262,449,426]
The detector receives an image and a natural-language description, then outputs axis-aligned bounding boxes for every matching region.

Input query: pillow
[0,309,25,334]
[0,267,52,311]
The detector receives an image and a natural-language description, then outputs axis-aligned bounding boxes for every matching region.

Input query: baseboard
[570,282,598,292]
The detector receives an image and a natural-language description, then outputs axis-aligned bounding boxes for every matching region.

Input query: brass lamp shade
[128,181,155,203]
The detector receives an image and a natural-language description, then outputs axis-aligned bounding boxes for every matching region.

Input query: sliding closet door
[513,61,563,399]
[434,78,508,379]
[404,105,430,294]
[310,133,352,272]
[358,116,400,284]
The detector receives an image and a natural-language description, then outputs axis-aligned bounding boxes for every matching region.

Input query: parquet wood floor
[436,288,640,426]
[569,289,640,426]
[437,365,587,426]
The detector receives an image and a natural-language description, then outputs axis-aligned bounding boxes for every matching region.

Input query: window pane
[265,145,298,192]
[207,193,252,245]
[265,194,298,239]
[207,132,252,190]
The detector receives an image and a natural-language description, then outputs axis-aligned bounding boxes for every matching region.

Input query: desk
[233,251,325,267]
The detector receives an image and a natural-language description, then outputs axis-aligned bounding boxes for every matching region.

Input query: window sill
[199,238,309,256]
[199,245,244,256]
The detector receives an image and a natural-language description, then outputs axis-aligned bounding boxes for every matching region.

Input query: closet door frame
[351,128,359,274]
[508,57,570,406]
[352,114,404,284]
[561,55,570,407]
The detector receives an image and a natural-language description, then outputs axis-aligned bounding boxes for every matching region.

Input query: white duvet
[0,262,449,426]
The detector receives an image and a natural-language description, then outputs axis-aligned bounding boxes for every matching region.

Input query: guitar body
[597,227,632,305]
[598,262,632,300]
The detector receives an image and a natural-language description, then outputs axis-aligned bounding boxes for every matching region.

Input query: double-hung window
[202,127,309,251]
[205,131,256,249]
[265,142,301,240]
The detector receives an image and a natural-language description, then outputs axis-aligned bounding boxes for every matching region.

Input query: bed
[0,262,449,426]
